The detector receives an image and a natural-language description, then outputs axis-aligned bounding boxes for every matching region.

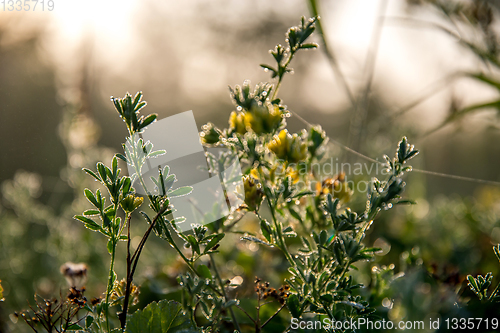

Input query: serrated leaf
[125,300,198,333]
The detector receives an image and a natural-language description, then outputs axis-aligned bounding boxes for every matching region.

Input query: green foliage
[112,92,157,135]
[125,300,198,333]
[467,245,500,302]
[13,14,423,333]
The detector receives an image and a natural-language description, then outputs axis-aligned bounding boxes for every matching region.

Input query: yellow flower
[229,111,247,135]
[268,129,307,163]
[284,167,300,184]
[316,172,352,202]
[241,175,263,211]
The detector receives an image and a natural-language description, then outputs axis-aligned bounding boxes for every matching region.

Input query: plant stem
[261,303,286,329]
[271,48,297,100]
[209,254,241,332]
[104,238,117,332]
[119,213,133,330]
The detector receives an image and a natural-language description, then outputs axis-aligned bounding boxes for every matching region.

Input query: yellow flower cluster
[111,278,140,306]
[241,175,263,211]
[316,173,352,202]
[267,129,307,163]
[229,104,283,135]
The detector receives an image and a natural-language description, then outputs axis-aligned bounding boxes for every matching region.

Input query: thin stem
[271,48,297,100]
[261,303,286,329]
[234,304,256,324]
[104,238,116,332]
[119,213,133,330]
[209,254,241,332]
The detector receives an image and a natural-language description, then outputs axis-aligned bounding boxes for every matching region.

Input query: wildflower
[267,129,307,163]
[307,125,327,157]
[111,278,140,307]
[120,194,144,213]
[229,111,247,135]
[200,122,222,144]
[241,175,263,211]
[0,280,3,301]
[243,104,283,134]
[316,173,352,202]
[60,262,88,288]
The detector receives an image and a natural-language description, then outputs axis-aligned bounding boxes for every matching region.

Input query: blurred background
[1,0,500,331]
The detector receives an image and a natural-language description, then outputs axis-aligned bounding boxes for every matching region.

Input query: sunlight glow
[50,0,137,43]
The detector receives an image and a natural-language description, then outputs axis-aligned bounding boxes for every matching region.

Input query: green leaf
[167,186,193,198]
[83,209,100,216]
[288,208,302,223]
[116,153,128,163]
[66,324,84,330]
[299,43,318,49]
[287,294,302,318]
[107,239,114,254]
[126,300,198,333]
[494,245,500,263]
[197,264,212,280]
[83,168,101,182]
[148,150,166,158]
[84,189,99,208]
[260,219,272,243]
[74,215,101,231]
[141,114,157,128]
[187,235,200,255]
[97,163,108,182]
[122,177,132,194]
[260,64,277,74]
[241,235,271,246]
[467,275,480,294]
[204,234,224,254]
[224,299,239,308]
[85,315,94,329]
